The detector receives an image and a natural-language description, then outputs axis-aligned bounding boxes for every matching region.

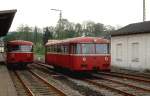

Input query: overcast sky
[0,0,150,31]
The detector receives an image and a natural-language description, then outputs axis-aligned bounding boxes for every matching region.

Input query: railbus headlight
[11,53,15,58]
[82,57,86,62]
[105,56,108,61]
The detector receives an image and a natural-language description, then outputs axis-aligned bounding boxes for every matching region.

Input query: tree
[43,26,54,44]
[93,23,105,37]
[104,25,116,39]
[82,21,95,36]
[75,23,82,37]
[33,26,38,45]
[55,18,76,39]
[16,24,32,41]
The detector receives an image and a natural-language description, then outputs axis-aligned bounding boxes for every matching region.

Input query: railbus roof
[46,37,109,46]
[63,37,109,43]
[7,40,33,45]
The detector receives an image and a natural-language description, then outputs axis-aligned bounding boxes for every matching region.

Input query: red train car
[6,40,34,67]
[45,37,110,72]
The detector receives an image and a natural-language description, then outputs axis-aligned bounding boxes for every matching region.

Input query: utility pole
[51,9,62,39]
[143,0,146,21]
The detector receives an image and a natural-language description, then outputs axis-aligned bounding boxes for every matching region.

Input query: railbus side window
[51,45,53,52]
[70,44,81,54]
[52,45,54,52]
[70,44,75,54]
[57,45,62,53]
[54,45,56,53]
[49,46,51,52]
[61,45,63,53]
[53,45,55,52]
[64,45,69,54]
[48,46,50,52]
[47,46,51,52]
[70,45,73,54]
[49,45,51,52]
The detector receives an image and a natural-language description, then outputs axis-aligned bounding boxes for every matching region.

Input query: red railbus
[6,40,34,67]
[45,37,110,72]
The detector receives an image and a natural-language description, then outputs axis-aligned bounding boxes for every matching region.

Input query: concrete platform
[0,63,17,96]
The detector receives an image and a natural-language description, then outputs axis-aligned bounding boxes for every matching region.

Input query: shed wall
[111,33,150,71]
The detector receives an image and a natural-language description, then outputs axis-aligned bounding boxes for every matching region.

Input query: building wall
[111,33,150,71]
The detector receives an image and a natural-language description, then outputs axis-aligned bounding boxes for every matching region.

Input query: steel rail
[109,71,150,79]
[28,69,67,96]
[94,75,150,92]
[84,79,136,96]
[14,71,34,96]
[99,72,150,83]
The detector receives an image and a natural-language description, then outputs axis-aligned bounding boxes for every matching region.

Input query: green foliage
[43,27,53,44]
[33,43,45,56]
[4,25,44,57]
[4,20,117,59]
[47,19,115,39]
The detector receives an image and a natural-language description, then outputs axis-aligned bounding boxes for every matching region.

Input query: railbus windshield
[81,44,95,54]
[7,45,33,52]
[96,44,109,54]
[75,43,109,54]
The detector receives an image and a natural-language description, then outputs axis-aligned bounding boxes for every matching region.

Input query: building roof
[0,9,17,37]
[111,21,150,36]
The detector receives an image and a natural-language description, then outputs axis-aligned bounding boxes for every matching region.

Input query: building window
[0,47,4,53]
[131,42,139,62]
[116,43,122,61]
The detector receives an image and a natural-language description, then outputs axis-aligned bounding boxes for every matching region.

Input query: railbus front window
[7,45,33,52]
[81,44,95,54]
[96,44,109,54]
[20,45,33,52]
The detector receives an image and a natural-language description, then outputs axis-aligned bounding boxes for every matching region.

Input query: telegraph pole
[143,0,146,21]
[51,9,62,39]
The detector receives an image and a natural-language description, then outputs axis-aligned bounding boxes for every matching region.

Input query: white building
[111,21,150,71]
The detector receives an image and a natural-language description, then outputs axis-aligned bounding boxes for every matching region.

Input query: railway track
[84,79,137,96]
[108,71,150,79]
[10,70,67,96]
[34,63,150,96]
[94,74,150,91]
[10,71,28,96]
[98,71,150,83]
[84,76,150,96]
[30,64,105,96]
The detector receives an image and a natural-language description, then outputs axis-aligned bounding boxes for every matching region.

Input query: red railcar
[6,40,34,67]
[45,37,110,72]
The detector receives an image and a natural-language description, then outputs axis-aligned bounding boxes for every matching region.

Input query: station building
[0,9,17,62]
[111,21,150,71]
[0,9,17,96]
